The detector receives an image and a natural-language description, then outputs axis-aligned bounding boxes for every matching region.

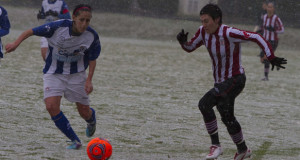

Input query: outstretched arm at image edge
[5,29,33,53]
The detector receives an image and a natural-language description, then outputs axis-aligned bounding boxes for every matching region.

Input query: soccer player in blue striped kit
[0,6,10,65]
[37,0,71,61]
[177,4,287,160]
[5,4,100,149]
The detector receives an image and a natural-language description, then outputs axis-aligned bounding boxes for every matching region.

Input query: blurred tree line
[0,0,299,27]
[0,0,178,16]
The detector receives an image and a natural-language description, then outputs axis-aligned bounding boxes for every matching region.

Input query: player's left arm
[85,30,101,94]
[275,17,284,34]
[228,28,287,70]
[85,60,96,95]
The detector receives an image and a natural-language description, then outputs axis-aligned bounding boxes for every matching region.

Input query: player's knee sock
[210,132,220,145]
[236,140,248,153]
[85,107,96,124]
[264,67,269,78]
[225,120,247,153]
[205,119,220,145]
[51,111,81,142]
[230,130,244,145]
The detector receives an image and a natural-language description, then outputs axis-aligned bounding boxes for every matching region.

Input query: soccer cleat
[86,122,96,137]
[66,140,82,150]
[206,145,223,160]
[234,148,252,160]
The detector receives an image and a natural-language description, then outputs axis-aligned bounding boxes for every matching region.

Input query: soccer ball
[87,137,112,160]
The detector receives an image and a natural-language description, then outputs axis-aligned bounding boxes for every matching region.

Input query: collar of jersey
[212,25,221,35]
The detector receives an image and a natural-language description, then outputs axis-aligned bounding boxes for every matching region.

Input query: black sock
[210,132,220,145]
[237,141,247,153]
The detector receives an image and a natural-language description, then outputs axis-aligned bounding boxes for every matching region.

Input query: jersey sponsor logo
[56,36,66,48]
[54,46,87,63]
[243,31,250,39]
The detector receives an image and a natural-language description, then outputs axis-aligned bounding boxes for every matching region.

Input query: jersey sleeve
[0,7,10,37]
[228,27,275,60]
[275,17,284,34]
[86,28,101,61]
[32,20,64,38]
[181,27,204,52]
[58,1,71,19]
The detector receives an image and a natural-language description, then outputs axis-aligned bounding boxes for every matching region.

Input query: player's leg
[76,102,96,137]
[44,74,81,149]
[217,99,249,154]
[64,71,96,137]
[216,74,251,159]
[198,89,223,159]
[260,50,269,81]
[263,60,270,81]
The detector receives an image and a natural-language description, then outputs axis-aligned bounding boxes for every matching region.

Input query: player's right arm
[177,27,204,53]
[5,29,33,53]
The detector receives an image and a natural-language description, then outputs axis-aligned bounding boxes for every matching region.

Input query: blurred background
[1,0,300,27]
[1,0,299,50]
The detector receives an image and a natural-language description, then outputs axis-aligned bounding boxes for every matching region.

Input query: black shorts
[199,73,246,113]
[212,74,246,99]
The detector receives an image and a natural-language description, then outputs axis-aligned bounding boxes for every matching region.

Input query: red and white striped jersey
[262,14,284,41]
[181,24,275,83]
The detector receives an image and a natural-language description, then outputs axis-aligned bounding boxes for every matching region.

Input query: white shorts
[40,37,48,48]
[43,72,90,105]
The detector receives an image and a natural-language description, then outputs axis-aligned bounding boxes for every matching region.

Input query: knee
[77,104,90,119]
[221,117,241,134]
[198,99,205,112]
[45,101,60,116]
[198,94,216,113]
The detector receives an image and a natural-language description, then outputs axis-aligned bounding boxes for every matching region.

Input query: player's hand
[5,42,18,54]
[177,29,188,44]
[270,56,287,70]
[85,80,93,95]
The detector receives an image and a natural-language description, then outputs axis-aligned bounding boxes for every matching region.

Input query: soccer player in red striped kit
[260,1,284,81]
[176,4,286,160]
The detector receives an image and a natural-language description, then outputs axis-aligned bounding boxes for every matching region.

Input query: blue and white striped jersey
[32,19,101,74]
[41,0,71,20]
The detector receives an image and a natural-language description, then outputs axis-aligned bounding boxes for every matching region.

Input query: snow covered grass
[0,6,299,160]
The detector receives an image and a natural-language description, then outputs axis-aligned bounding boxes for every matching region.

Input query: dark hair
[267,1,275,6]
[200,4,222,25]
[73,4,92,16]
